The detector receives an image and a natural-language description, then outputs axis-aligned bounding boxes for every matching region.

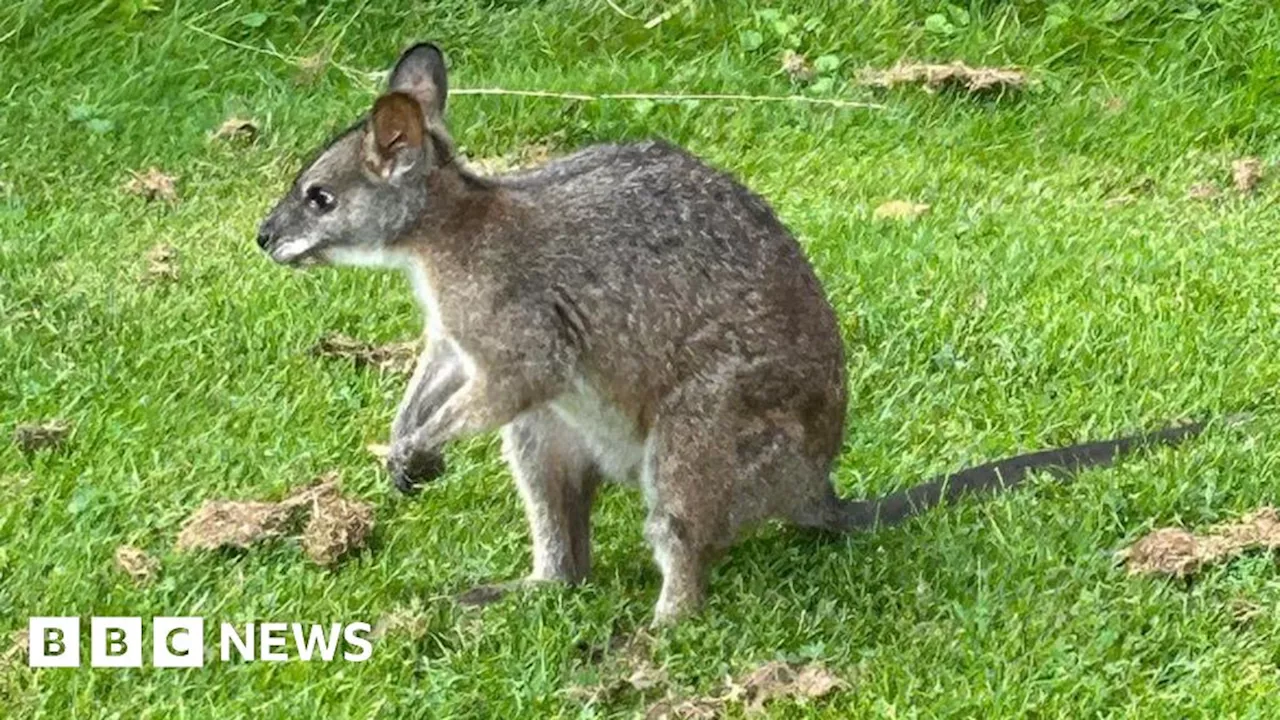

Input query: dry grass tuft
[122,167,178,203]
[175,499,300,552]
[564,641,848,718]
[780,50,814,83]
[1,629,29,668]
[859,61,1028,93]
[142,243,179,282]
[1121,507,1280,577]
[644,697,721,719]
[295,47,332,84]
[372,601,432,641]
[465,144,554,176]
[211,116,259,142]
[311,333,419,375]
[175,473,374,566]
[1232,157,1264,194]
[642,660,846,717]
[722,661,846,713]
[114,545,160,583]
[1187,182,1220,201]
[873,200,931,221]
[13,420,71,453]
[299,485,376,566]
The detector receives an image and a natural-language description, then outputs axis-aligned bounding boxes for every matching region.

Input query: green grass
[4,0,1280,716]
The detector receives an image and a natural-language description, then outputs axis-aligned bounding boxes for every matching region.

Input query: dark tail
[830,416,1243,532]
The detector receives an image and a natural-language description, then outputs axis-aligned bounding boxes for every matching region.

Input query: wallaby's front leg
[388,340,466,493]
[389,313,574,494]
[393,340,467,439]
[399,369,542,453]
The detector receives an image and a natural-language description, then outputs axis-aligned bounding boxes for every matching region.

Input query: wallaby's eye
[305,186,337,214]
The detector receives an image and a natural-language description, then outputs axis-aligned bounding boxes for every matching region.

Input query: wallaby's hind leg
[642,448,723,625]
[642,393,742,625]
[502,407,601,584]
[643,364,843,625]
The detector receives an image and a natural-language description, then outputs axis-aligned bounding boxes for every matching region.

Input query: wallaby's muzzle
[254,203,326,266]
[255,205,283,254]
[255,220,276,252]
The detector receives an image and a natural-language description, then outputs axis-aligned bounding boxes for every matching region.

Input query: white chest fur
[404,260,444,337]
[550,377,646,481]
[325,247,443,336]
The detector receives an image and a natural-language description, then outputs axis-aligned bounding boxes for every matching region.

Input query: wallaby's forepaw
[454,576,571,608]
[386,443,446,495]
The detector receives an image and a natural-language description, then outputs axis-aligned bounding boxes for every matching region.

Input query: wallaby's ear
[387,42,448,125]
[365,92,425,179]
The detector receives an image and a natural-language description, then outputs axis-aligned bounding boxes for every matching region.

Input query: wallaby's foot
[651,584,703,627]
[648,551,708,627]
[644,509,712,627]
[386,443,446,495]
[454,576,570,608]
[455,581,520,607]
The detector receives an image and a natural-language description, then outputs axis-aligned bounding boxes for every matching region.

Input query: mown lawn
[4,1,1280,717]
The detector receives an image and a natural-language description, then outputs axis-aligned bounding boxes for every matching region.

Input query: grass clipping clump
[13,419,71,453]
[302,487,376,566]
[644,660,846,718]
[859,61,1028,94]
[1121,507,1280,578]
[115,545,160,584]
[312,333,419,375]
[122,167,178,203]
[176,473,373,567]
[566,631,846,717]
[142,243,179,282]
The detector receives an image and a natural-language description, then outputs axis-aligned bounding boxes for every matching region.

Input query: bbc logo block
[90,617,143,667]
[154,617,205,668]
[28,617,81,668]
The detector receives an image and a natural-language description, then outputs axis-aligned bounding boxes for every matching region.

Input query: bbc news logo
[27,617,372,668]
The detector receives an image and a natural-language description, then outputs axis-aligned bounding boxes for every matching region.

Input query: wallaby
[256,43,1213,624]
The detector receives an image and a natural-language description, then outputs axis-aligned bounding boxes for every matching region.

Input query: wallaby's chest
[550,378,646,482]
[405,256,644,480]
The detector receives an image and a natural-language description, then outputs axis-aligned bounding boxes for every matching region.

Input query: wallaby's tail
[829,416,1242,533]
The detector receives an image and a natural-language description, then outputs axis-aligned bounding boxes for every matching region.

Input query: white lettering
[343,623,373,662]
[220,622,254,662]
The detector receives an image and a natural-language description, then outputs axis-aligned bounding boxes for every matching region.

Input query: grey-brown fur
[256,43,1209,624]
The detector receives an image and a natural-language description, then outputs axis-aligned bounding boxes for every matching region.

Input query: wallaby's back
[456,140,848,448]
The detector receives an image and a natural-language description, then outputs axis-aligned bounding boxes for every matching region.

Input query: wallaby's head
[256,43,453,266]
